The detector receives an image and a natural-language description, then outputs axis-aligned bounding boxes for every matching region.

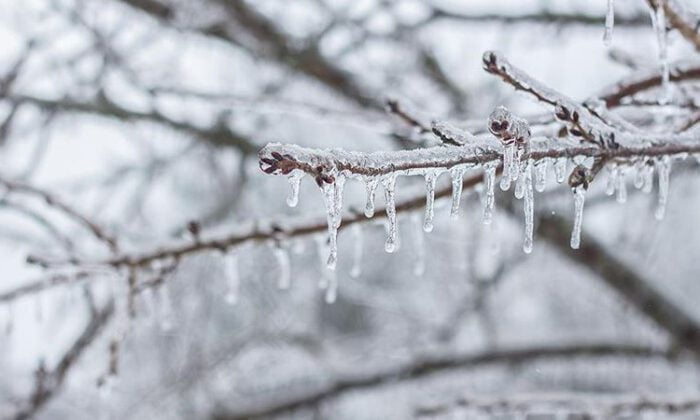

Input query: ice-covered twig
[482,51,609,145]
[259,140,700,183]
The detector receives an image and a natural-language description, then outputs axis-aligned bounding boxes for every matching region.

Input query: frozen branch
[259,140,700,183]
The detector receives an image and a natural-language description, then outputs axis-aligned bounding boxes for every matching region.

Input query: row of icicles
[284,153,674,281]
[0,155,674,328]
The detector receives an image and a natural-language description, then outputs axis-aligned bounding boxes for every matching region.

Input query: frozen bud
[259,150,298,175]
[568,165,590,190]
[488,106,530,146]
[511,118,531,145]
[488,106,512,137]
[482,51,500,72]
[554,103,571,121]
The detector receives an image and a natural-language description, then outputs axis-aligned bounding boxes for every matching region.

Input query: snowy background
[1,0,700,418]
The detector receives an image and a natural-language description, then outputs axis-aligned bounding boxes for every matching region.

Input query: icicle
[224,253,239,305]
[321,175,345,270]
[274,246,291,289]
[523,162,534,254]
[412,212,425,276]
[534,158,548,192]
[650,3,671,102]
[450,167,465,218]
[554,158,567,183]
[383,175,398,253]
[315,236,329,289]
[286,171,303,207]
[642,163,654,194]
[332,176,346,229]
[349,224,363,278]
[364,178,378,218]
[605,165,618,196]
[655,156,671,220]
[500,144,514,191]
[570,186,587,249]
[423,170,437,232]
[615,167,627,203]
[514,164,526,199]
[511,146,525,182]
[603,0,615,46]
[483,164,497,225]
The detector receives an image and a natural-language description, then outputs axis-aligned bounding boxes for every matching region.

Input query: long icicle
[383,175,398,253]
[500,144,514,191]
[655,156,671,220]
[423,170,438,232]
[604,0,615,46]
[364,178,378,218]
[650,1,671,102]
[450,167,465,218]
[483,163,497,225]
[570,186,587,249]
